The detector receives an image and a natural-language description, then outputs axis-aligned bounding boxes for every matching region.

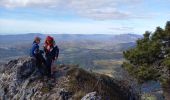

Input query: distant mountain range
[0,33,142,44]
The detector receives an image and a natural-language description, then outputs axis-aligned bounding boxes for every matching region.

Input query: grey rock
[81,92,101,100]
[41,93,50,100]
[0,57,140,100]
[16,57,36,82]
[22,79,30,89]
[59,89,72,100]
[13,93,19,100]
[19,90,26,100]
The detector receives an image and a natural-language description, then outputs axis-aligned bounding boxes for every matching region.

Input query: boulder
[81,92,101,100]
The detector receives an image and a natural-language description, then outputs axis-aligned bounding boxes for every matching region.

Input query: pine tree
[123,21,170,83]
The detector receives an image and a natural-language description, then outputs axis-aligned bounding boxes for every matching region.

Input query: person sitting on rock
[30,36,46,75]
[44,36,59,78]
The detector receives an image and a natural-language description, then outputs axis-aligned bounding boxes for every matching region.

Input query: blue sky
[0,0,169,35]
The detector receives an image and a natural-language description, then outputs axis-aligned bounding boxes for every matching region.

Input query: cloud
[0,18,116,34]
[0,0,152,20]
[110,26,134,31]
[0,0,63,8]
[75,7,131,20]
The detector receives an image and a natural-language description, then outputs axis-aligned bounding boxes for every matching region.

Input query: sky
[0,0,169,35]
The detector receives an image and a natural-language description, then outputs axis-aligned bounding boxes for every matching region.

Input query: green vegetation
[163,58,170,69]
[66,67,135,100]
[122,21,170,83]
[93,59,123,77]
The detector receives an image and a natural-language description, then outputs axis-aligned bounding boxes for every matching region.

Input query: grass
[141,94,157,100]
[93,59,123,77]
[65,67,133,100]
[40,86,50,93]
[73,90,86,100]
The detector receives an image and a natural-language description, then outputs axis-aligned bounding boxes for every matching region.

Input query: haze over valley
[0,33,141,78]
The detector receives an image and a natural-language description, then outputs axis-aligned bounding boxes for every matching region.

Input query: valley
[0,33,140,78]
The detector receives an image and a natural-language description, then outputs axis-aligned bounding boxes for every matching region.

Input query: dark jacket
[44,45,59,60]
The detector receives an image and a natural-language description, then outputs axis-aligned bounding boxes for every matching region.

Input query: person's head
[34,37,41,44]
[45,36,54,46]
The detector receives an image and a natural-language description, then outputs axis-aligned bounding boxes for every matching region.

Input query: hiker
[44,36,59,78]
[30,36,46,75]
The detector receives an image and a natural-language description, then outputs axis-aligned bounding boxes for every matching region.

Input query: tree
[123,21,170,83]
[165,21,170,32]
[151,27,165,41]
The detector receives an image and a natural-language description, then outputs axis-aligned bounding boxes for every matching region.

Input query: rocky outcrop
[81,92,101,100]
[0,57,139,100]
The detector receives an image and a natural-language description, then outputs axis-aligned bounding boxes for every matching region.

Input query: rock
[48,93,62,100]
[81,92,101,100]
[22,79,30,89]
[0,86,7,100]
[59,89,72,100]
[0,65,5,73]
[41,93,50,100]
[16,57,36,82]
[0,57,139,100]
[26,94,31,100]
[13,93,20,100]
[19,90,26,100]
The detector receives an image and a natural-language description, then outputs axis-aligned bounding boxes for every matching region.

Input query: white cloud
[0,18,139,34]
[75,7,131,20]
[110,26,134,31]
[0,0,146,20]
[0,0,61,8]
[0,18,121,34]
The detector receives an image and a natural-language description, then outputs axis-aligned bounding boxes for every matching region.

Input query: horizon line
[0,33,142,35]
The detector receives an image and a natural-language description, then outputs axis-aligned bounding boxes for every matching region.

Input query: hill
[0,57,139,100]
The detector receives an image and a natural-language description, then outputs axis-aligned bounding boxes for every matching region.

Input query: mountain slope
[0,57,139,100]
